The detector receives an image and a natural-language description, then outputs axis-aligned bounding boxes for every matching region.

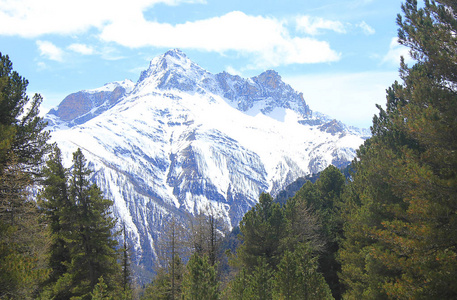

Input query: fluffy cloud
[295,16,346,35]
[382,37,413,65]
[99,11,341,66]
[68,43,95,55]
[1,1,340,67]
[0,0,205,37]
[36,40,64,61]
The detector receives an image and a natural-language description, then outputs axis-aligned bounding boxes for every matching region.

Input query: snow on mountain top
[84,79,135,94]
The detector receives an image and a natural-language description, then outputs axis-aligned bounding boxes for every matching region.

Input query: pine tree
[274,243,333,300]
[90,276,113,300]
[120,222,133,297]
[0,52,50,299]
[248,258,274,300]
[287,166,345,299]
[237,193,285,271]
[142,268,172,300]
[39,146,71,287]
[182,253,219,300]
[226,267,252,300]
[51,148,121,299]
[339,1,457,298]
[0,52,50,177]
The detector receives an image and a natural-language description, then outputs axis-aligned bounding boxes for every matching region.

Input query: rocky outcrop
[47,81,134,126]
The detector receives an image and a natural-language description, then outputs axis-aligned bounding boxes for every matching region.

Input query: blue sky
[0,0,410,128]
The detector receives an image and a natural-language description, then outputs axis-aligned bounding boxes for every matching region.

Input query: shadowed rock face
[215,69,311,117]
[48,82,133,126]
[319,119,346,136]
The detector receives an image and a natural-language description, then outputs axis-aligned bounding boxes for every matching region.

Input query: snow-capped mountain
[45,49,368,273]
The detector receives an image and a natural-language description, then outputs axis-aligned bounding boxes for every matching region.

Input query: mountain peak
[254,70,282,90]
[163,48,187,60]
[133,49,217,94]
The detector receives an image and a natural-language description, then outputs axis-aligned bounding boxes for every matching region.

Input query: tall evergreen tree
[121,222,133,297]
[68,148,120,298]
[288,165,345,299]
[182,253,219,300]
[39,146,71,287]
[246,258,274,300]
[274,243,333,300]
[42,148,121,299]
[0,52,50,177]
[339,1,457,298]
[0,52,50,299]
[237,193,285,271]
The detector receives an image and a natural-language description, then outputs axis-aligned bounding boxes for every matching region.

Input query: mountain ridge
[45,49,369,277]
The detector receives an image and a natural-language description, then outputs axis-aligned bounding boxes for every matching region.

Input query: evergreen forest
[1,0,456,299]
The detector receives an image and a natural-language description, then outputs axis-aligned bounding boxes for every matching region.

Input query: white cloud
[0,0,340,67]
[382,37,413,65]
[225,66,242,76]
[284,71,399,128]
[68,43,95,55]
[100,11,341,67]
[296,16,346,35]
[36,40,64,61]
[357,21,375,35]
[0,0,204,37]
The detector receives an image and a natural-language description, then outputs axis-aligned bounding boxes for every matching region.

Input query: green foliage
[39,146,72,287]
[225,267,252,300]
[182,253,219,300]
[91,277,113,300]
[274,243,333,300]
[287,165,345,299]
[0,52,50,177]
[39,148,121,299]
[142,255,185,300]
[225,189,334,300]
[142,268,173,300]
[0,52,51,299]
[339,1,457,298]
[225,258,273,300]
[237,193,285,271]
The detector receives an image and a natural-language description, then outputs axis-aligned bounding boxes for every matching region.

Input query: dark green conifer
[237,193,285,271]
[0,52,50,299]
[40,146,70,283]
[182,253,219,300]
[339,1,457,298]
[67,149,120,298]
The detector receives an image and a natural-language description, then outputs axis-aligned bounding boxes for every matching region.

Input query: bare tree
[155,216,188,299]
[188,206,227,266]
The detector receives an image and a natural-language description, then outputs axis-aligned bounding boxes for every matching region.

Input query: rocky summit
[45,49,369,275]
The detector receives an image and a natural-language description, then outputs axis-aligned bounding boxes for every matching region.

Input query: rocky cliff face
[215,70,310,116]
[47,80,134,127]
[45,49,368,278]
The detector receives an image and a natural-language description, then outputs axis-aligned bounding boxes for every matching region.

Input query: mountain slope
[46,49,368,274]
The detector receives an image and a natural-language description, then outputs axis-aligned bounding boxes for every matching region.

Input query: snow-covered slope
[46,49,368,272]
